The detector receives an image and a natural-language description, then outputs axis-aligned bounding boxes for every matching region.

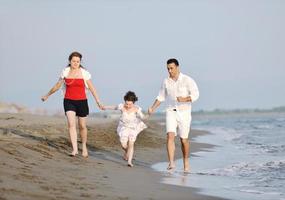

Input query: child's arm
[137,108,150,120]
[102,105,118,110]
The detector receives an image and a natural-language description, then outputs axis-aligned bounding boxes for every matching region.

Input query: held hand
[98,103,105,110]
[41,95,48,102]
[100,105,106,110]
[144,113,150,119]
[148,107,154,115]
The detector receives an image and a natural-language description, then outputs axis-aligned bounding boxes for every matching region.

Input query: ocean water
[152,112,285,200]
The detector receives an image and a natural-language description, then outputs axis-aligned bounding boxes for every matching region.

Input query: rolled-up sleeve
[83,70,91,80]
[188,78,199,102]
[60,68,66,79]
[156,80,166,102]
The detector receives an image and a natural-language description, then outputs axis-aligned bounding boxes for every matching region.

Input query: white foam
[239,189,264,194]
[197,160,285,177]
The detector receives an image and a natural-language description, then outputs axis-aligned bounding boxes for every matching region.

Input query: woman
[41,51,103,157]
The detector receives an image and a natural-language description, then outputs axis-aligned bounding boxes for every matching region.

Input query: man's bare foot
[167,163,175,170]
[184,167,190,173]
[184,161,190,172]
[127,163,134,167]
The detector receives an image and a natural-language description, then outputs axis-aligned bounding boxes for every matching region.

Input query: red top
[64,78,87,100]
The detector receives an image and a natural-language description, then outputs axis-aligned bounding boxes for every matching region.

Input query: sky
[1,0,285,112]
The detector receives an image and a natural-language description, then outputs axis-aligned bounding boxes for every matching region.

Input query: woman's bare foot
[82,145,88,158]
[127,163,134,167]
[69,151,78,157]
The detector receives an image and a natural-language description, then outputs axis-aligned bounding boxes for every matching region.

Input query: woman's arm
[86,79,104,109]
[41,79,64,101]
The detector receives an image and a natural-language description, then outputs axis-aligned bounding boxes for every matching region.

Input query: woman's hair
[67,51,84,68]
[124,91,138,102]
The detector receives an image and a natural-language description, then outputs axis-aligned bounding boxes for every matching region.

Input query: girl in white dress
[103,91,147,167]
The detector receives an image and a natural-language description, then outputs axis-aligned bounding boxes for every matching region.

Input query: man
[148,58,199,172]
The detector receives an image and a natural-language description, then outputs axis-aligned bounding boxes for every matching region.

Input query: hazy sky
[1,0,285,112]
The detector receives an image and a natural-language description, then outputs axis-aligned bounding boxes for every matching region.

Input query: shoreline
[0,113,228,200]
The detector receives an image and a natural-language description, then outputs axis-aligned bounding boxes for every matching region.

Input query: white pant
[166,109,192,139]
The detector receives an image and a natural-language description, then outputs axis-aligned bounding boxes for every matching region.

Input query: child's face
[124,100,134,109]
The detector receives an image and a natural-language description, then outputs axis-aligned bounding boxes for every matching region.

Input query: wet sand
[0,113,227,200]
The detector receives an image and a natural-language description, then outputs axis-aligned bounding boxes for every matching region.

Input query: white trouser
[166,109,192,139]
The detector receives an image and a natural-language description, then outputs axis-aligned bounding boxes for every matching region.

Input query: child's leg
[119,132,128,160]
[127,140,135,167]
[121,142,128,160]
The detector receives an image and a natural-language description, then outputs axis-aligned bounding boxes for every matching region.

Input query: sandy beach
[0,113,227,200]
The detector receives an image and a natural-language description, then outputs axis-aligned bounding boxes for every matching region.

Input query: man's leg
[180,137,190,171]
[167,132,176,169]
[178,110,192,172]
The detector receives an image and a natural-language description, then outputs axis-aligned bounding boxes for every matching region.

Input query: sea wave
[196,160,285,178]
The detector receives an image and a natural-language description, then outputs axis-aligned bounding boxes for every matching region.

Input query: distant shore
[0,113,228,200]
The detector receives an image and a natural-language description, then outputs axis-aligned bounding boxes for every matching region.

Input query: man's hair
[124,91,138,102]
[167,58,179,66]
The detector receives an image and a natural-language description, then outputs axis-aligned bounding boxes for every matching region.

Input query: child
[103,91,147,167]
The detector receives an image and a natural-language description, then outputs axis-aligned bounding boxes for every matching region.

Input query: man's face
[167,63,179,78]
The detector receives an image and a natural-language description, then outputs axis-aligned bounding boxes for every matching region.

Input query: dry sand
[0,113,228,200]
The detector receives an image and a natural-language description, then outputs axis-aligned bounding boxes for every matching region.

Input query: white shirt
[156,73,199,111]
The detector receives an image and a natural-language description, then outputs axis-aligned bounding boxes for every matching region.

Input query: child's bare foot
[123,153,128,161]
[127,163,134,167]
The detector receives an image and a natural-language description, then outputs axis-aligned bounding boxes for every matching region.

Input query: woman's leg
[78,116,88,157]
[66,111,78,155]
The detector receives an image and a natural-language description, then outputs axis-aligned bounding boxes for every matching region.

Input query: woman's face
[124,100,134,109]
[70,56,81,69]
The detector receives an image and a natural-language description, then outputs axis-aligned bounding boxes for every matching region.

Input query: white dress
[116,104,147,142]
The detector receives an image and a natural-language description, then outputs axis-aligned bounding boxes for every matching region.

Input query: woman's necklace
[64,69,81,85]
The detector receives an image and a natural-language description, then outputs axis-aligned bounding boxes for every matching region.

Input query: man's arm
[177,77,199,103]
[177,96,192,103]
[148,99,161,115]
[148,80,165,115]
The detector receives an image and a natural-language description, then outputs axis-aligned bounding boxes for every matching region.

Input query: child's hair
[124,91,138,102]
